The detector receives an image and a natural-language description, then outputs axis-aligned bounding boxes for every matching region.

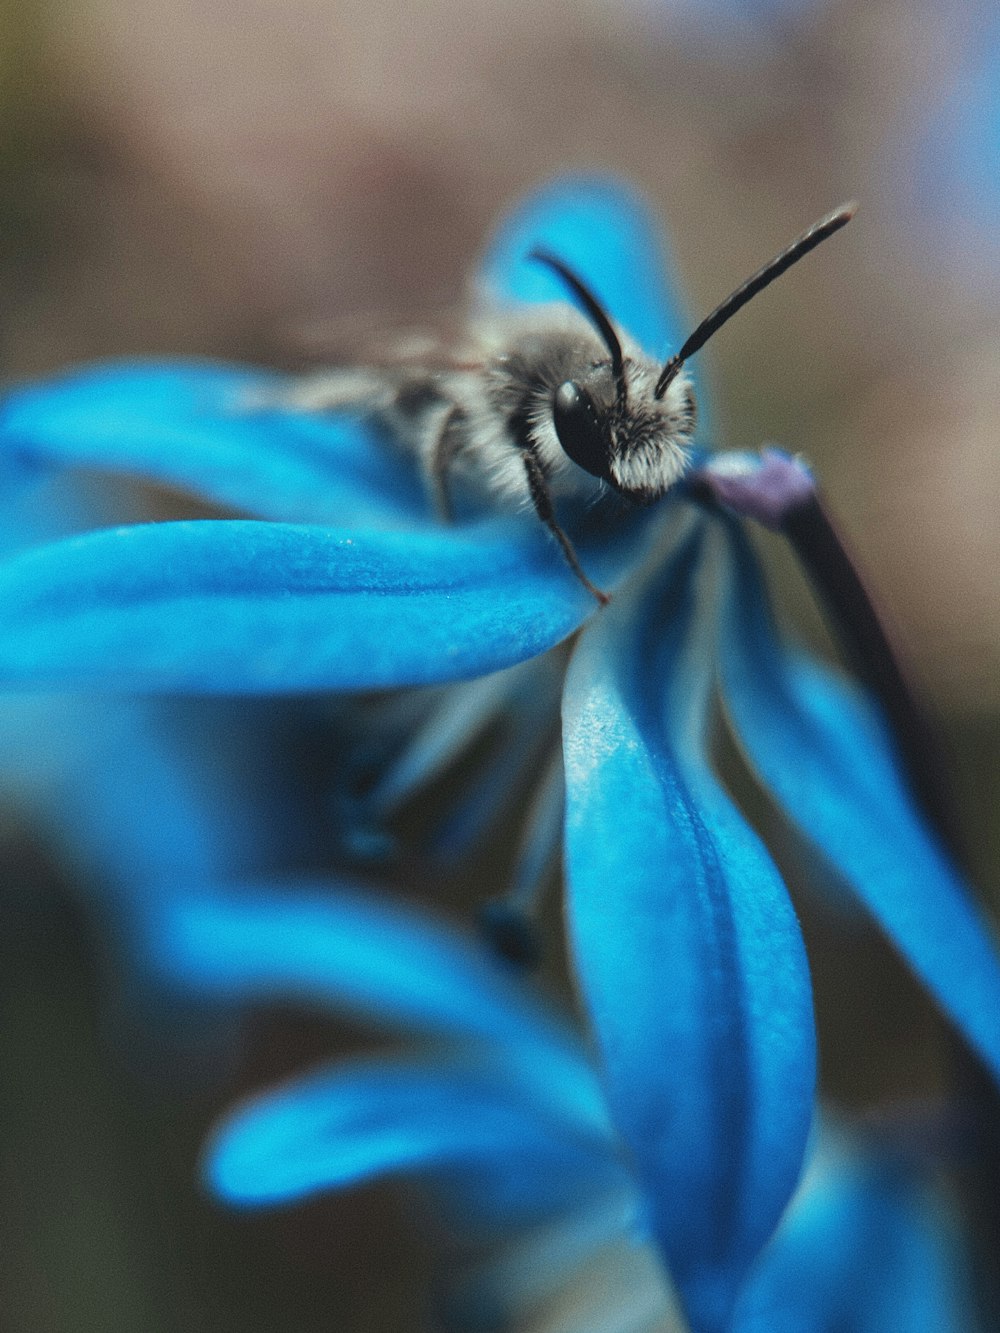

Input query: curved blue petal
[0,692,314,1073]
[0,361,428,526]
[0,488,318,900]
[426,662,563,863]
[459,1225,680,1333]
[0,698,272,908]
[0,514,655,692]
[562,526,815,1333]
[734,1131,976,1333]
[479,176,690,361]
[429,1157,628,1241]
[506,746,565,912]
[362,657,556,820]
[717,520,1000,1086]
[153,883,608,1135]
[205,1055,616,1210]
[449,1191,671,1330]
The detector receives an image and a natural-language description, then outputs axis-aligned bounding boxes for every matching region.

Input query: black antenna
[654,202,857,399]
[529,249,626,400]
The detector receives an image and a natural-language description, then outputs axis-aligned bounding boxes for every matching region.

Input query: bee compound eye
[552,381,610,480]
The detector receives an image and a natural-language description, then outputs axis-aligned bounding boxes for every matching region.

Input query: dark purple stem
[780,493,960,855]
[688,450,959,854]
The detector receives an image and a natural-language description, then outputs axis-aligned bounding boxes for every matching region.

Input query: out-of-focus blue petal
[205,1056,615,1209]
[506,746,565,912]
[363,657,558,822]
[734,1131,977,1332]
[427,667,562,864]
[0,691,306,1074]
[479,176,689,361]
[717,520,1000,1086]
[448,1191,679,1330]
[154,884,608,1134]
[477,1232,678,1333]
[0,483,314,902]
[0,361,428,526]
[562,526,815,1333]
[428,1156,629,1243]
[0,514,653,692]
[0,485,299,1067]
[0,698,270,909]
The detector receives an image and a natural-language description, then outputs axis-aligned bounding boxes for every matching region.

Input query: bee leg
[521,452,610,607]
[429,405,468,522]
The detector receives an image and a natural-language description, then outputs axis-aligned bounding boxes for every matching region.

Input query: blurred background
[0,0,998,1328]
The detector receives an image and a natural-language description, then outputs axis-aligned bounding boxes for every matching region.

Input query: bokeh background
[0,0,998,1328]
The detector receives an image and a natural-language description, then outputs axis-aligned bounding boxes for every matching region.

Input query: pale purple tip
[694,448,816,529]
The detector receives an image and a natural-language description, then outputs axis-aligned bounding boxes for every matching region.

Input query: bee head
[552,359,695,501]
[529,247,695,503]
[531,201,855,496]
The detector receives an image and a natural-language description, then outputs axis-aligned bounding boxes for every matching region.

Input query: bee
[285,202,855,604]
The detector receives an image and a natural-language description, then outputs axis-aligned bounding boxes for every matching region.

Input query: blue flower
[154,882,978,1332]
[1,176,999,1326]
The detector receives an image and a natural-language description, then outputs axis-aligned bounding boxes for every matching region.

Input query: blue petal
[0,361,428,525]
[562,526,815,1333]
[479,176,689,360]
[506,746,565,912]
[153,883,608,1134]
[362,657,557,821]
[717,520,1000,1086]
[205,1055,616,1209]
[0,692,294,1070]
[429,1157,627,1241]
[461,1221,682,1333]
[449,1191,669,1329]
[0,698,272,908]
[426,662,563,862]
[0,515,653,692]
[0,470,324,890]
[734,1131,976,1332]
